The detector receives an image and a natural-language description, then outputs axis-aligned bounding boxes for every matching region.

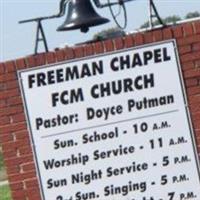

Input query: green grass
[0,150,7,182]
[0,185,12,200]
[0,148,12,199]
[0,151,4,171]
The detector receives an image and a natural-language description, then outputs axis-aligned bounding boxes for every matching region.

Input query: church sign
[18,40,200,200]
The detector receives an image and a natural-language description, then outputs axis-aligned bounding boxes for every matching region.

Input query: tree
[93,27,125,41]
[185,11,200,19]
[140,11,200,28]
[140,15,181,28]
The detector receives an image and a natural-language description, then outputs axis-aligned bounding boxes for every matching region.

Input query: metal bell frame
[19,0,165,54]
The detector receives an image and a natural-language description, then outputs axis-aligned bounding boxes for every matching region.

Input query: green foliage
[0,185,12,200]
[140,15,181,28]
[0,150,4,171]
[186,11,200,19]
[163,15,182,24]
[140,21,150,29]
[140,11,200,28]
[93,27,125,40]
[0,148,7,182]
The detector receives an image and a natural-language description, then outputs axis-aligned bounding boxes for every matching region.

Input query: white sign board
[18,40,200,200]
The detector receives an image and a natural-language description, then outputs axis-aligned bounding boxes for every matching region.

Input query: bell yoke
[57,0,110,32]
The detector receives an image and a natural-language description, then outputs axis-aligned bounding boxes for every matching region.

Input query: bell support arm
[149,0,165,27]
[18,0,70,54]
[94,0,165,29]
[19,0,70,24]
[93,0,135,29]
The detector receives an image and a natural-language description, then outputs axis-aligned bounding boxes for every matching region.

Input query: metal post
[19,18,49,54]
[19,0,69,54]
[149,0,165,29]
[34,20,49,54]
[149,0,153,29]
[35,20,49,54]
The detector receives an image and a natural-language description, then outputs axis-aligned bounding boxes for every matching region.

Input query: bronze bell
[57,0,110,33]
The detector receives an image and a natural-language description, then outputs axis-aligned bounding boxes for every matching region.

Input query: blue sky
[0,0,200,62]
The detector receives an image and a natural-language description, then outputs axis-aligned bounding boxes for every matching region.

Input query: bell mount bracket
[94,0,165,29]
[19,0,69,54]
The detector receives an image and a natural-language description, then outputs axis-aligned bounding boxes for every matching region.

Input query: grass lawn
[0,150,7,182]
[0,148,11,199]
[0,185,12,200]
[0,151,4,171]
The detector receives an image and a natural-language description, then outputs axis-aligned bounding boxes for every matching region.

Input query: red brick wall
[0,20,200,200]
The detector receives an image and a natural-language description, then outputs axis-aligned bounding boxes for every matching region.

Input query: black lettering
[28,74,35,89]
[143,51,153,65]
[52,93,59,107]
[36,118,43,130]
[163,47,171,61]
[47,70,55,84]
[56,69,64,83]
[92,60,104,75]
[124,78,134,92]
[37,73,46,87]
[65,66,79,81]
[91,85,99,99]
[120,55,130,69]
[110,57,119,71]
[154,48,162,63]
[132,53,143,67]
[144,73,154,88]
[134,76,143,90]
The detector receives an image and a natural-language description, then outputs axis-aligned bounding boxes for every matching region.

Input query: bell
[57,0,110,33]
